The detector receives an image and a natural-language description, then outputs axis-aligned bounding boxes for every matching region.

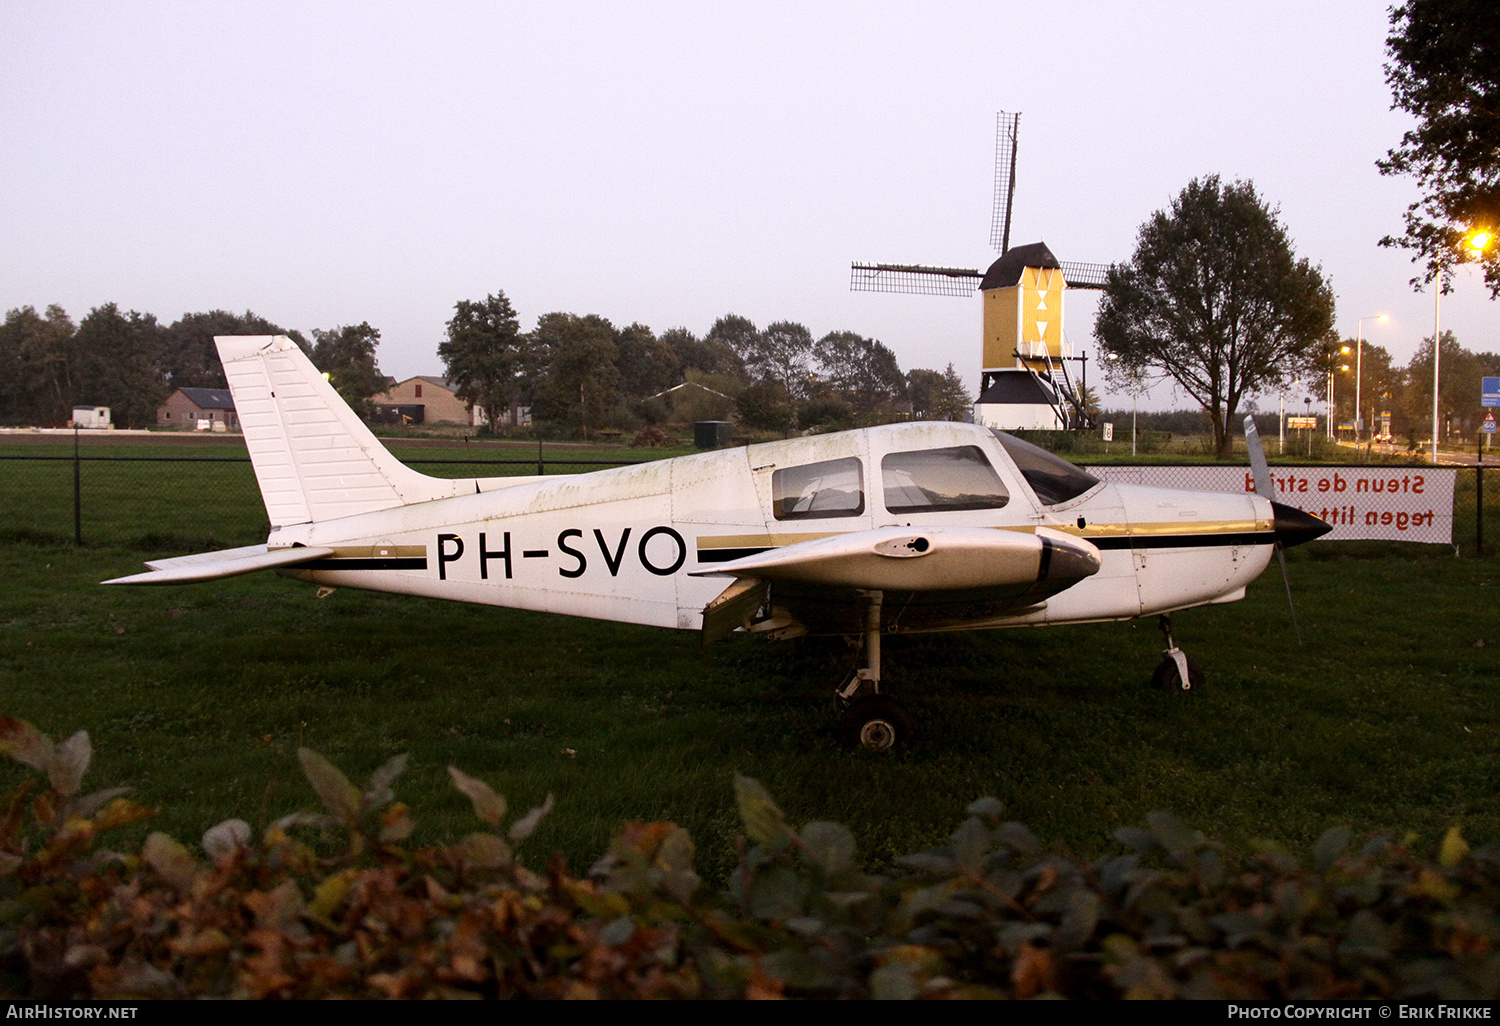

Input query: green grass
[0,438,1496,883]
[0,539,1494,883]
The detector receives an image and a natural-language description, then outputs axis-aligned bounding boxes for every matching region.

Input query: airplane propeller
[1243,415,1334,642]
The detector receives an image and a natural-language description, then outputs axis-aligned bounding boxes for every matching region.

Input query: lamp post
[1434,230,1493,462]
[1354,315,1387,444]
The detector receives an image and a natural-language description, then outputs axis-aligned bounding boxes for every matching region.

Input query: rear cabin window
[991,431,1101,506]
[882,446,1010,514]
[772,457,865,520]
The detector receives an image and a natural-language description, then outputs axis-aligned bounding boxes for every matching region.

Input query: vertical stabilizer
[216,335,453,527]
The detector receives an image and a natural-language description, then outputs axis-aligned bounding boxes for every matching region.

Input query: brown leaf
[508,793,554,844]
[244,879,305,929]
[201,818,252,860]
[448,766,507,829]
[1011,942,1056,999]
[298,748,363,825]
[0,717,54,773]
[142,831,203,891]
[454,832,511,868]
[48,731,90,797]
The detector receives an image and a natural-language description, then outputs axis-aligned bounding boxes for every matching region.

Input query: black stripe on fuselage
[696,547,773,563]
[302,557,429,570]
[1089,532,1275,550]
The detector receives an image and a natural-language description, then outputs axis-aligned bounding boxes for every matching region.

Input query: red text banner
[1085,466,1456,544]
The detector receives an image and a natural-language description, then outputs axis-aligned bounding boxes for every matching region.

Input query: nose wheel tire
[841,696,915,751]
[1152,656,1204,693]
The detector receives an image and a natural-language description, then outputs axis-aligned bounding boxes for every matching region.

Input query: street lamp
[1433,229,1493,461]
[1354,315,1387,445]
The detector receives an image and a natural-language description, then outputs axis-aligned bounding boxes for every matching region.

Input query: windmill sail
[990,112,1021,254]
[850,262,982,297]
[1057,261,1111,290]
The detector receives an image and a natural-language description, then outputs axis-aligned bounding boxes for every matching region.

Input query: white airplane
[105,336,1330,749]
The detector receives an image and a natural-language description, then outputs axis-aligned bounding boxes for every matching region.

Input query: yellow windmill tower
[851,113,1111,429]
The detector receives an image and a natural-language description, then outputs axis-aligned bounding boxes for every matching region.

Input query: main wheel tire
[1152,656,1205,693]
[841,696,915,751]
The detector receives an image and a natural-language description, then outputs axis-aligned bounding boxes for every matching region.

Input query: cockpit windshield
[990,431,1101,506]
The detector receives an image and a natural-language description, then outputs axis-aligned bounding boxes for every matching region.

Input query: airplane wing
[691,526,1102,639]
[102,545,337,585]
[689,525,1100,592]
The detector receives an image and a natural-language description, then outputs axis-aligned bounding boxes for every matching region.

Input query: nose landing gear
[1152,614,1204,693]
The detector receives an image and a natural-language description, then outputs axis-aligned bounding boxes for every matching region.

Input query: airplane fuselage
[269,421,1274,636]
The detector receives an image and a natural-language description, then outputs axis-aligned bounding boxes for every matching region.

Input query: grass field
[0,435,1496,883]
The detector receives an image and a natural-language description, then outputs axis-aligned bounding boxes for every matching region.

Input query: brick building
[157,388,237,430]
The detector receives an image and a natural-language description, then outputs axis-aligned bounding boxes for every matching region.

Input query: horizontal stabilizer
[103,545,336,586]
[689,526,1100,593]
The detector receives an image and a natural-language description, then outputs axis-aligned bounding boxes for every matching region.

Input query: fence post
[1477,448,1484,558]
[537,437,544,476]
[73,424,82,546]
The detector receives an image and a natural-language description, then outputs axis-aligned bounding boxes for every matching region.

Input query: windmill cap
[980,242,1060,290]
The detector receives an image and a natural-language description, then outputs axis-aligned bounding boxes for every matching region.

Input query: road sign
[1485,411,1497,434]
[1287,416,1317,429]
[1484,377,1500,407]
[1102,422,1114,442]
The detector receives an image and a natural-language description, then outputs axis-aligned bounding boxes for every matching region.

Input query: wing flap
[103,546,337,586]
[700,577,767,645]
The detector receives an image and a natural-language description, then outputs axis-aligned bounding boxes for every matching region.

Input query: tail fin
[217,335,460,528]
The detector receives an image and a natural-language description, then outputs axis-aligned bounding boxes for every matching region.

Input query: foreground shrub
[0,718,1496,999]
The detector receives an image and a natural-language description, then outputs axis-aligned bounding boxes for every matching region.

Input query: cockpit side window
[772,457,865,520]
[882,446,1009,514]
[990,431,1101,506]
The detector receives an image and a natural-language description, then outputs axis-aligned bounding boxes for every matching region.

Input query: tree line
[436,292,974,436]
[0,297,975,435]
[0,305,384,429]
[1315,330,1500,445]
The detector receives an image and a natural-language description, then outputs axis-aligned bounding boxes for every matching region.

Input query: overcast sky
[4,1,1497,411]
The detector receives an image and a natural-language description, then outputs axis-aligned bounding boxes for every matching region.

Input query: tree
[615,322,680,400]
[1401,330,1499,440]
[1378,0,1500,295]
[164,310,302,389]
[926,364,976,422]
[71,304,170,429]
[438,292,529,426]
[745,320,814,404]
[0,305,76,426]
[310,322,387,419]
[813,331,907,414]
[704,315,760,372]
[737,378,793,433]
[665,326,742,380]
[529,313,620,437]
[1094,176,1335,457]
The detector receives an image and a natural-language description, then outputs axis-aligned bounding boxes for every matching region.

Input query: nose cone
[1271,501,1333,548]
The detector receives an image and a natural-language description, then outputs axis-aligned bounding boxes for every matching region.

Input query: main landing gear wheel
[842,696,915,751]
[1152,655,1204,693]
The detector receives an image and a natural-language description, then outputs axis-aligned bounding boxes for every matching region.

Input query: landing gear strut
[1152,614,1204,693]
[836,592,914,750]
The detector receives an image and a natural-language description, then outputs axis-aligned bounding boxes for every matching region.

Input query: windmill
[851,112,1111,430]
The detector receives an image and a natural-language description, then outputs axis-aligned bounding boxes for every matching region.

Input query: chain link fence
[0,440,653,551]
[0,443,1492,556]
